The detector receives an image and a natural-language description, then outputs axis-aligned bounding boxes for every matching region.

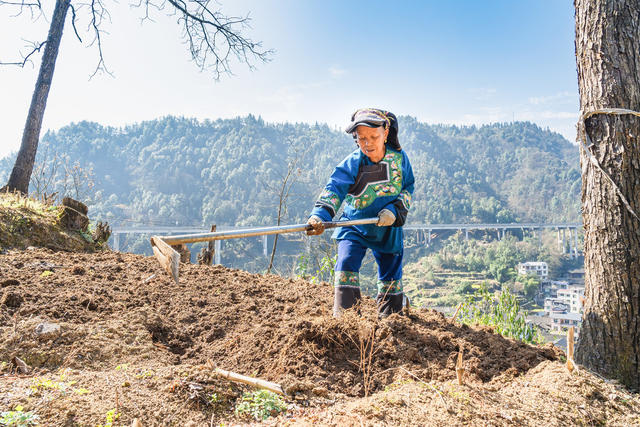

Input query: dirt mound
[2,248,639,425]
[0,193,105,252]
[301,360,640,426]
[0,248,559,399]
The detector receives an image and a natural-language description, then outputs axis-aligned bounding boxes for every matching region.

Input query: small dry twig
[451,302,463,322]
[566,326,578,373]
[456,347,465,385]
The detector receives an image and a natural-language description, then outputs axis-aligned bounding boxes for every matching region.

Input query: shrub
[0,406,39,426]
[235,390,287,421]
[458,283,543,344]
[454,281,474,295]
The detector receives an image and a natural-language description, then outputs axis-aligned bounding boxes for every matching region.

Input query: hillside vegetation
[0,117,581,275]
[0,117,580,230]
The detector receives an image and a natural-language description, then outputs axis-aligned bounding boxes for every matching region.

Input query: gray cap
[345,109,390,133]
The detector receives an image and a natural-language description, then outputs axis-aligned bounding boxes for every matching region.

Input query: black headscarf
[346,108,402,151]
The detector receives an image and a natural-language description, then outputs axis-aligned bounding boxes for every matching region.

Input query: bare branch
[0,0,43,21]
[0,0,46,67]
[69,4,83,43]
[135,0,272,79]
[0,1,42,9]
[0,39,46,67]
[86,0,113,78]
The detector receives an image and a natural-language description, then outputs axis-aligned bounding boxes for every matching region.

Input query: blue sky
[0,1,578,160]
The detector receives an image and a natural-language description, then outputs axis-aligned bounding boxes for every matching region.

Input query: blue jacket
[310,147,415,253]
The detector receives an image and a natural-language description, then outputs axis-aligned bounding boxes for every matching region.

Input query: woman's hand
[306,215,325,235]
[377,209,396,226]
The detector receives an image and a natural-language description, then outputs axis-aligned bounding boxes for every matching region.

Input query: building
[556,287,585,314]
[540,280,569,300]
[567,268,585,286]
[544,298,570,315]
[517,261,549,280]
[550,311,582,335]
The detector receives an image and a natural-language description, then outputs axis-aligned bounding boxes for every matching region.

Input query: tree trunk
[574,0,640,390]
[5,0,71,194]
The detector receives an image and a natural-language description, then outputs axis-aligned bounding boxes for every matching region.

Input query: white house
[550,311,582,335]
[544,298,570,315]
[517,261,549,280]
[540,280,569,299]
[557,287,585,314]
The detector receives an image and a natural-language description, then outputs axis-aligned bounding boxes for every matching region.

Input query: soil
[1,248,639,426]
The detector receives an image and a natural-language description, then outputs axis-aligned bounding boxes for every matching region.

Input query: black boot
[333,287,362,318]
[376,293,404,318]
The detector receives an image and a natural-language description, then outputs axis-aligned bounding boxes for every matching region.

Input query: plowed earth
[1,248,638,426]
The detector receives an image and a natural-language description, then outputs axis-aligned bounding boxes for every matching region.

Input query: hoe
[151,218,378,283]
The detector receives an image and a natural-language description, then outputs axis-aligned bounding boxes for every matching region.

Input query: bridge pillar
[568,228,574,258]
[113,233,120,251]
[574,228,579,258]
[428,229,432,245]
[538,228,542,247]
[557,229,562,252]
[263,235,268,257]
[562,228,567,254]
[465,228,469,241]
[215,240,221,264]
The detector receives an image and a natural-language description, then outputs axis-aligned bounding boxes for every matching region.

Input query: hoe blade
[150,236,180,283]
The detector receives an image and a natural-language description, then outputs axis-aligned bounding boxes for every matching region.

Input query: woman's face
[355,125,389,163]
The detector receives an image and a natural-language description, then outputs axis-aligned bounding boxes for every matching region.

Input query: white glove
[306,215,325,235]
[377,209,396,226]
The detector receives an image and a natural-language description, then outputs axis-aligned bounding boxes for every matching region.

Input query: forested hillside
[0,116,580,232]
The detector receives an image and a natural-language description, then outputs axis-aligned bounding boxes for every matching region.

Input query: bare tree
[266,148,306,274]
[574,0,640,389]
[1,0,271,194]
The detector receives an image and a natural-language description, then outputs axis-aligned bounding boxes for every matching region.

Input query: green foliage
[97,409,119,427]
[294,254,311,279]
[454,280,474,295]
[518,274,541,299]
[235,390,287,421]
[459,283,543,344]
[0,406,39,426]
[0,117,579,228]
[426,235,552,283]
[295,252,337,284]
[29,373,89,398]
[0,117,581,272]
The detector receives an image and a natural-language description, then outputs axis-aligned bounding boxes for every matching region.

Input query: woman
[307,108,414,318]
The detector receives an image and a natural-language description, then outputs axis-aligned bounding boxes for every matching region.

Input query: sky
[0,1,578,160]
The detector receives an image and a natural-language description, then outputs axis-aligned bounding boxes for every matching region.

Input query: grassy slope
[0,192,101,252]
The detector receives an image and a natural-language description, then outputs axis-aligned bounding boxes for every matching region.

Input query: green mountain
[0,116,580,234]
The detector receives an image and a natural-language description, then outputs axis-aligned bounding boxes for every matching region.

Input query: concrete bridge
[405,222,582,258]
[111,222,583,262]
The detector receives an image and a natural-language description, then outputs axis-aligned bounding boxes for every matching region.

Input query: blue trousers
[334,239,403,293]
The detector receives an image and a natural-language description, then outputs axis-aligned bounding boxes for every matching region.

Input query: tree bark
[5,0,71,194]
[574,0,640,390]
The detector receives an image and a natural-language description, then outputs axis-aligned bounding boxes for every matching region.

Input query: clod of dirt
[35,322,62,340]
[80,298,99,311]
[1,290,22,308]
[71,266,85,275]
[1,279,19,287]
